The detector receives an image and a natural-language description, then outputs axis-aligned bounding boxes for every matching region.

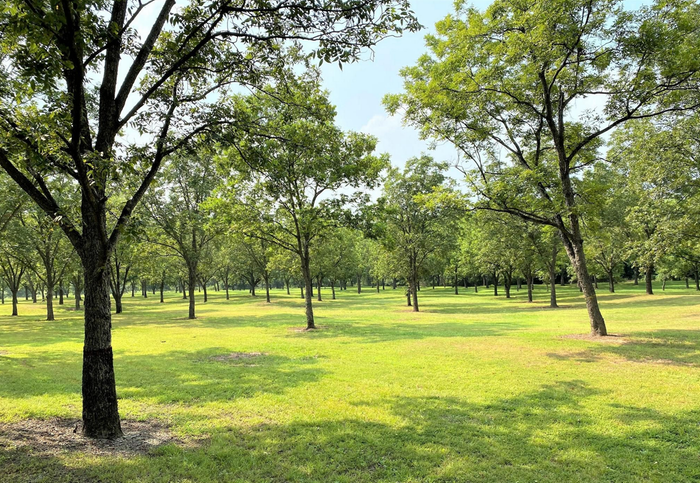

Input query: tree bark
[265,274,271,303]
[548,265,558,308]
[645,264,654,295]
[492,272,499,296]
[188,265,196,319]
[80,220,122,439]
[331,280,336,300]
[317,275,322,301]
[46,284,55,321]
[526,274,533,302]
[160,280,165,303]
[607,271,614,293]
[356,274,361,294]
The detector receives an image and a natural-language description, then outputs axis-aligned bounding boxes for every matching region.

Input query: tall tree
[386,0,700,335]
[0,0,417,438]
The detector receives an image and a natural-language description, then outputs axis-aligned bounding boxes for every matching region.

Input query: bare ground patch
[0,418,185,457]
[559,333,629,343]
[210,352,266,362]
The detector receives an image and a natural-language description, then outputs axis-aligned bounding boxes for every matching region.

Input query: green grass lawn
[1,282,700,482]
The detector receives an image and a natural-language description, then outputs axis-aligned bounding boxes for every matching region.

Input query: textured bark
[80,216,121,439]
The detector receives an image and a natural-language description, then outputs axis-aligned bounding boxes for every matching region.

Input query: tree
[380,156,462,311]
[386,0,700,335]
[144,152,222,319]
[0,0,417,438]
[223,76,387,329]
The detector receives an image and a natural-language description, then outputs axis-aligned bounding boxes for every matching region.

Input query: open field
[1,282,700,482]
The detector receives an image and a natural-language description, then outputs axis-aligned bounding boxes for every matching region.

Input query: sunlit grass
[1,281,700,482]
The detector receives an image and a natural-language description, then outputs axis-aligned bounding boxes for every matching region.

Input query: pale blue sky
[319,0,491,170]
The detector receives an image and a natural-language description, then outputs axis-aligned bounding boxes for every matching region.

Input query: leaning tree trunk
[645,264,654,295]
[300,250,316,329]
[560,233,607,336]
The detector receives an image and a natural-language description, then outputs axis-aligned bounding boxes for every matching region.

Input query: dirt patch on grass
[559,333,629,343]
[288,325,329,332]
[0,350,9,356]
[0,418,182,457]
[210,352,266,362]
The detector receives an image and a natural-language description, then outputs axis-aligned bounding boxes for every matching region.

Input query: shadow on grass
[548,329,700,367]
[0,348,325,404]
[3,380,699,482]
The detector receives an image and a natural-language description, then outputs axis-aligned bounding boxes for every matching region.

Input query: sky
[318,0,492,171]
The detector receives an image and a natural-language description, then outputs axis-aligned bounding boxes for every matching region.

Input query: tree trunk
[526,274,533,303]
[410,256,419,312]
[113,291,122,314]
[504,272,512,299]
[634,267,639,285]
[593,275,598,289]
[560,235,607,336]
[548,265,558,308]
[59,284,64,305]
[331,280,336,300]
[202,281,208,302]
[46,283,55,321]
[301,251,316,329]
[11,289,18,316]
[356,274,361,294]
[79,226,122,439]
[686,277,690,289]
[226,280,230,300]
[392,278,397,289]
[285,278,290,295]
[188,266,196,319]
[160,280,165,303]
[265,275,271,303]
[645,264,654,295]
[493,272,498,296]
[695,270,699,291]
[317,276,322,301]
[607,271,615,293]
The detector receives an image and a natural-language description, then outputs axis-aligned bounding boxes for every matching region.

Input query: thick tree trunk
[645,264,654,295]
[80,219,122,439]
[607,271,614,293]
[526,275,533,303]
[59,284,64,305]
[392,278,397,289]
[504,272,512,299]
[686,277,690,289]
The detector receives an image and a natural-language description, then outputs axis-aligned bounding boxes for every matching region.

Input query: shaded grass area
[1,281,700,482]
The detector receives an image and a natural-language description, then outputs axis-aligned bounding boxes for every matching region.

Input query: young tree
[386,0,700,335]
[380,156,462,311]
[223,76,387,329]
[144,152,222,319]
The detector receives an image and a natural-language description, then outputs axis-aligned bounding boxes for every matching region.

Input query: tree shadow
[3,380,698,482]
[548,329,700,367]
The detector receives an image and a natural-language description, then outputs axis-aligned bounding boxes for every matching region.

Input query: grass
[1,281,700,482]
